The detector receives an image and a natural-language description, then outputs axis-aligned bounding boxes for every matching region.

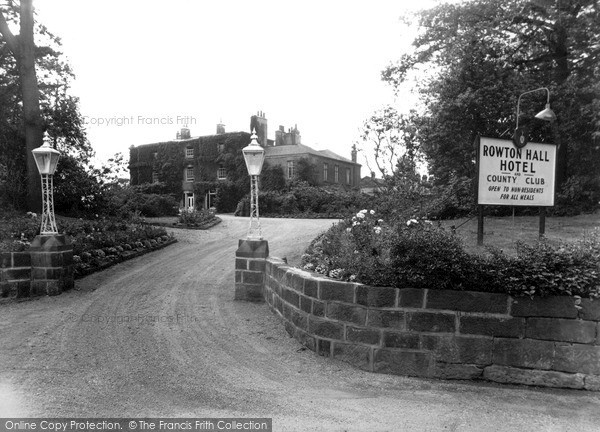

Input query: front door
[184,192,195,209]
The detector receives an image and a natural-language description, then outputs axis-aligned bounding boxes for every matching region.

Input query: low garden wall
[1,236,176,301]
[262,257,600,391]
[0,251,32,298]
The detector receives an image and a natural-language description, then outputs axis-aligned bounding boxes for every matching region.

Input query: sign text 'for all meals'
[477,137,556,206]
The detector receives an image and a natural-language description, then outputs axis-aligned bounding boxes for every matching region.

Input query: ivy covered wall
[129,132,251,212]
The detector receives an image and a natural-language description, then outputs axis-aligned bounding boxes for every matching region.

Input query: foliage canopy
[378,0,599,211]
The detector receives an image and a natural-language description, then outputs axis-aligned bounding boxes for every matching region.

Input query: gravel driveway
[1,215,599,431]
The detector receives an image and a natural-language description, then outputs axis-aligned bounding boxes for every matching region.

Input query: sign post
[476,136,557,244]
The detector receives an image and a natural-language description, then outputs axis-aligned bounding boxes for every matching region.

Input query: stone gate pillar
[29,234,74,296]
[235,239,269,302]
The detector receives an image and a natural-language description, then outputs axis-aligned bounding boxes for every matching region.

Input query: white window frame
[185,147,194,158]
[346,168,351,184]
[185,166,194,182]
[287,161,295,179]
[152,171,159,184]
[334,165,339,183]
[323,163,328,182]
[217,167,227,180]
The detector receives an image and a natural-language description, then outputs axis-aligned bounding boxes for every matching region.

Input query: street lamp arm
[515,87,551,130]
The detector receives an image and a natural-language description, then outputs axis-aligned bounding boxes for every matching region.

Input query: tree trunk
[19,0,43,212]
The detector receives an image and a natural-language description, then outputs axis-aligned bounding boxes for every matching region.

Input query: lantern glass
[242,129,265,176]
[242,147,265,176]
[32,143,61,175]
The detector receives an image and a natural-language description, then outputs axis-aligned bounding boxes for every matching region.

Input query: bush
[391,218,474,290]
[302,209,396,285]
[301,213,600,298]
[178,208,216,226]
[0,211,40,252]
[109,186,179,217]
[238,183,370,218]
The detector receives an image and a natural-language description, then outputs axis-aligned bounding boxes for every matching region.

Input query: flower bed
[301,209,600,299]
[175,208,220,229]
[0,212,174,280]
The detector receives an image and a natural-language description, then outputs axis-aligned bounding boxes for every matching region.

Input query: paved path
[1,215,599,431]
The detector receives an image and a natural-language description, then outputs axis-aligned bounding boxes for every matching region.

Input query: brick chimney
[178,125,190,139]
[250,111,268,147]
[351,144,357,163]
[217,121,225,134]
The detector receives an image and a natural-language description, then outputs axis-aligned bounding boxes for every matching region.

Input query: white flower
[370,210,375,215]
[374,227,382,234]
[356,212,365,219]
[346,227,352,233]
[360,209,368,214]
[407,218,418,226]
[378,219,384,223]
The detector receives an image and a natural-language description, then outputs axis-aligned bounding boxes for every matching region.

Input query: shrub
[238,183,370,218]
[109,187,179,217]
[178,208,216,226]
[302,209,396,286]
[302,215,600,298]
[391,218,475,290]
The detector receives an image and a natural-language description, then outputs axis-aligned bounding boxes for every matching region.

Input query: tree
[295,157,318,186]
[0,1,91,210]
[0,0,43,211]
[383,0,600,209]
[358,106,421,191]
[260,162,286,191]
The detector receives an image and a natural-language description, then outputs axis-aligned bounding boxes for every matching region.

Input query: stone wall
[262,257,600,391]
[0,251,32,298]
[1,235,74,300]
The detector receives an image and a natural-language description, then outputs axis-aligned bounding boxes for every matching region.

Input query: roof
[265,143,358,165]
[133,131,249,148]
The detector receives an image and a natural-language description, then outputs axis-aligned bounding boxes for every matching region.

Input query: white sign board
[477,137,556,206]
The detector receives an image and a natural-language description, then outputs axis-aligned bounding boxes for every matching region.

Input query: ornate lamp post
[241,129,265,239]
[513,87,556,148]
[29,134,74,297]
[235,128,269,302]
[31,134,60,234]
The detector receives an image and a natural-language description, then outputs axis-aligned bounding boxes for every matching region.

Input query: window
[185,166,194,182]
[218,142,225,153]
[152,171,159,184]
[217,167,226,180]
[185,147,194,158]
[334,165,339,183]
[323,163,328,182]
[287,161,296,179]
[346,168,351,185]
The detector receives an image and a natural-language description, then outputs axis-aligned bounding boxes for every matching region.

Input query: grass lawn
[444,211,600,254]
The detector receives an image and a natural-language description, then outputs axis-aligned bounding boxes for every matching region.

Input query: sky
[35,0,440,172]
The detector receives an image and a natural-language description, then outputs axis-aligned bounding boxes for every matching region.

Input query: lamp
[242,129,265,239]
[31,133,60,234]
[513,87,556,148]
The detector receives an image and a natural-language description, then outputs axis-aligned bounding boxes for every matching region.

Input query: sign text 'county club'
[477,137,556,206]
